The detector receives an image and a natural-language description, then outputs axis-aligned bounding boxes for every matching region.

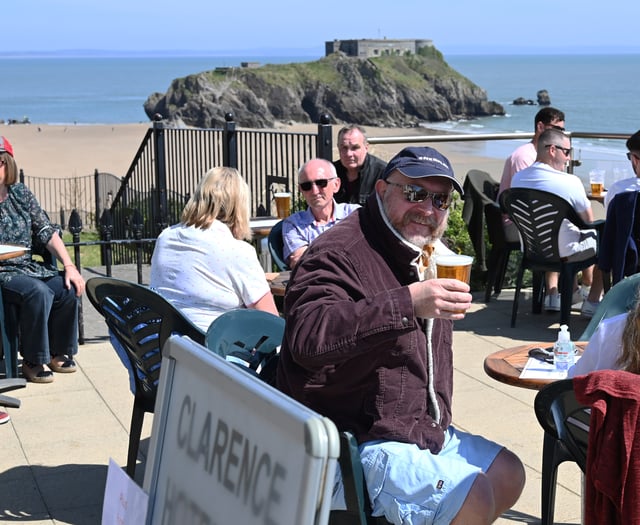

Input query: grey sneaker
[544,293,561,312]
[581,300,600,318]
[572,286,590,305]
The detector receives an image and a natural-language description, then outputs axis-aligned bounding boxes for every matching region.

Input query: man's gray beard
[382,192,448,248]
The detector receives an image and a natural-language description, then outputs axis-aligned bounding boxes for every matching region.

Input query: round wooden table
[266,270,290,297]
[484,342,585,390]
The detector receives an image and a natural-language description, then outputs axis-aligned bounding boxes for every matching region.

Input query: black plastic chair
[328,431,391,525]
[462,170,520,302]
[86,276,205,477]
[534,378,589,525]
[268,220,290,271]
[500,188,604,328]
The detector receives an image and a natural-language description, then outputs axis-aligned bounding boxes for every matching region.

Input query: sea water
[441,54,640,177]
[1,53,639,174]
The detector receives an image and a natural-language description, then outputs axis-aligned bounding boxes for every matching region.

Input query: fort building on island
[325,38,434,59]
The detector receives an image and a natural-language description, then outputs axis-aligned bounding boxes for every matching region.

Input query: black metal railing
[50,123,632,341]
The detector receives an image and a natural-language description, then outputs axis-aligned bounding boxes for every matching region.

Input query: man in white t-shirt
[604,129,640,210]
[511,128,603,315]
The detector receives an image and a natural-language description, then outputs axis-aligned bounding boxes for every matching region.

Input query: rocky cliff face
[144,49,504,129]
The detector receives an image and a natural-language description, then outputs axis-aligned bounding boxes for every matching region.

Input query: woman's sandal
[22,361,54,384]
[48,355,77,374]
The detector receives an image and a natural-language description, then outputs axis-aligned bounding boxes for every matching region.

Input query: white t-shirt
[511,161,595,257]
[604,176,640,210]
[568,312,627,377]
[150,221,270,332]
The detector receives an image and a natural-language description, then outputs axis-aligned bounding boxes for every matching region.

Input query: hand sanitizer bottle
[554,324,574,372]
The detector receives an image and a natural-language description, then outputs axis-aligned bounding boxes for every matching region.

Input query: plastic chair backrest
[268,220,290,271]
[86,277,205,405]
[86,276,206,476]
[500,188,594,266]
[535,378,589,471]
[205,309,285,383]
[578,272,640,341]
[462,169,499,271]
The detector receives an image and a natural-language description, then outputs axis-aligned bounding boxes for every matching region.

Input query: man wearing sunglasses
[498,107,566,242]
[278,146,525,524]
[282,158,360,268]
[511,128,603,316]
[603,129,640,210]
[333,125,387,205]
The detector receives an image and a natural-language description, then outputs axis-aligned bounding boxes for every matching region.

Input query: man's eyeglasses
[385,182,452,210]
[546,124,566,132]
[545,144,572,156]
[627,152,640,161]
[299,177,337,191]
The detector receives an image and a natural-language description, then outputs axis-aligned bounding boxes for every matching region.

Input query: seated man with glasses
[604,129,640,210]
[498,107,566,243]
[282,158,360,268]
[277,146,525,524]
[511,128,604,316]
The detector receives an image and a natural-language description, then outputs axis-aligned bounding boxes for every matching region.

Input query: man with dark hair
[604,129,640,209]
[278,146,525,524]
[333,124,387,205]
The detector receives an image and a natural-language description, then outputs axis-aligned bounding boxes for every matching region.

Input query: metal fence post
[132,208,145,285]
[153,117,169,236]
[99,209,113,276]
[94,168,101,230]
[223,112,238,168]
[68,209,84,344]
[317,113,333,161]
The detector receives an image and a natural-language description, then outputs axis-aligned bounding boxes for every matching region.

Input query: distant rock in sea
[144,47,504,129]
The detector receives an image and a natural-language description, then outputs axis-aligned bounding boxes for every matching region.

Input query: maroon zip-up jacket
[277,192,454,453]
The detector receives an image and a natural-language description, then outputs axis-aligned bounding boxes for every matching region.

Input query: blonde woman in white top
[150,166,278,331]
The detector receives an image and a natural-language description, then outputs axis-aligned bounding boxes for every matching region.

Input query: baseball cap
[383,146,463,195]
[0,136,14,157]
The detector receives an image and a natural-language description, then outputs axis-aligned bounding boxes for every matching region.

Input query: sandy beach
[2,121,506,184]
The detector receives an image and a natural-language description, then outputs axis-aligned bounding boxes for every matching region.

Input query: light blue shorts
[332,426,502,525]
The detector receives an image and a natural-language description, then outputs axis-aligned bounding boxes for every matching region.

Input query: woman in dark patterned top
[0,136,85,385]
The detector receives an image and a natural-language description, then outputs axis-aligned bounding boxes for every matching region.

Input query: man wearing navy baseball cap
[278,146,525,523]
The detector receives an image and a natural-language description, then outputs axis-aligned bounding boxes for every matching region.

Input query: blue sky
[3,0,639,56]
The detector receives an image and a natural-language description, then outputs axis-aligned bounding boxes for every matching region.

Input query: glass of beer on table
[274,192,292,219]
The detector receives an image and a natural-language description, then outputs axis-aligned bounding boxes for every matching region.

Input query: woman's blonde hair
[181,167,251,241]
[619,288,640,373]
[0,152,18,185]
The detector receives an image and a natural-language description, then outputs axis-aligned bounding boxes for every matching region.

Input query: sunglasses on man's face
[385,181,453,210]
[299,177,336,191]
